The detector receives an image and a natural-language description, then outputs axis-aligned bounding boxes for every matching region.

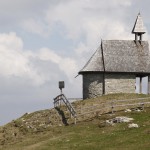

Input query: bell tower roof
[132,13,146,34]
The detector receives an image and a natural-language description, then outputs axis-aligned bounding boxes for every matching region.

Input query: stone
[125,109,132,112]
[66,139,70,142]
[105,120,114,126]
[115,116,133,123]
[106,116,134,125]
[135,109,141,112]
[21,119,25,122]
[128,123,139,128]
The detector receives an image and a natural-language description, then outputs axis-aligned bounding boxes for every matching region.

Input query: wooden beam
[140,77,142,94]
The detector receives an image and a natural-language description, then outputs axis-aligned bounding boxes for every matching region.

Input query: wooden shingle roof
[79,46,104,72]
[79,40,150,74]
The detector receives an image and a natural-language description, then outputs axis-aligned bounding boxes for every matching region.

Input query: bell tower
[132,13,146,41]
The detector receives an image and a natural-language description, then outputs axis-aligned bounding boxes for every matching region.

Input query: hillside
[0,93,150,150]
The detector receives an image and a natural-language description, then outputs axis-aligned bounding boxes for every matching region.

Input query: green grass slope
[0,93,150,150]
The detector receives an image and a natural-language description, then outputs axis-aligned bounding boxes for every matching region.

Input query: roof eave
[78,71,150,75]
[78,71,105,75]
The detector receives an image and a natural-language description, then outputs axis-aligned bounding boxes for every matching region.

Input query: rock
[115,116,134,123]
[66,139,70,142]
[106,116,134,124]
[34,128,37,131]
[135,109,141,112]
[105,120,114,126]
[125,109,131,112]
[39,123,45,126]
[12,133,17,136]
[21,118,25,122]
[24,112,30,115]
[132,108,141,112]
[128,123,139,128]
[102,131,105,133]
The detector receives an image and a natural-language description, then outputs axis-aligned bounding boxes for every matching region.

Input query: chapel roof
[79,46,104,72]
[79,40,150,74]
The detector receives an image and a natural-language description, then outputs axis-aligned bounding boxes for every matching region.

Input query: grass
[0,93,150,150]
[72,93,150,110]
[1,109,150,150]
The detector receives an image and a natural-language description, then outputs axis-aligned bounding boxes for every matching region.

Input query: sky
[0,0,150,125]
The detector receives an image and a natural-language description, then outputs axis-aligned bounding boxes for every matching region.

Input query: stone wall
[105,73,136,94]
[83,73,104,99]
[82,73,136,99]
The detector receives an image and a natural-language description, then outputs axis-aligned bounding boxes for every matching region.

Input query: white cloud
[0,33,51,85]
[37,48,78,81]
[0,32,27,77]
[0,32,23,50]
[38,48,61,63]
[0,32,78,86]
[21,19,50,37]
[45,0,132,39]
[15,0,132,40]
[60,58,78,80]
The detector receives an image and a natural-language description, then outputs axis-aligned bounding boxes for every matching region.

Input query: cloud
[21,18,51,37]
[38,48,61,63]
[45,0,132,39]
[0,32,78,86]
[11,0,132,41]
[0,32,26,77]
[37,48,78,81]
[0,0,55,32]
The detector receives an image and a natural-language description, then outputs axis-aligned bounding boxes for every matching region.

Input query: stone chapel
[78,13,150,99]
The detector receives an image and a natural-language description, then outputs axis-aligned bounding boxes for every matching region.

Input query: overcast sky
[0,0,150,125]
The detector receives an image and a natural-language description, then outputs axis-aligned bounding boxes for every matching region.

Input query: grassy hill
[0,93,150,150]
